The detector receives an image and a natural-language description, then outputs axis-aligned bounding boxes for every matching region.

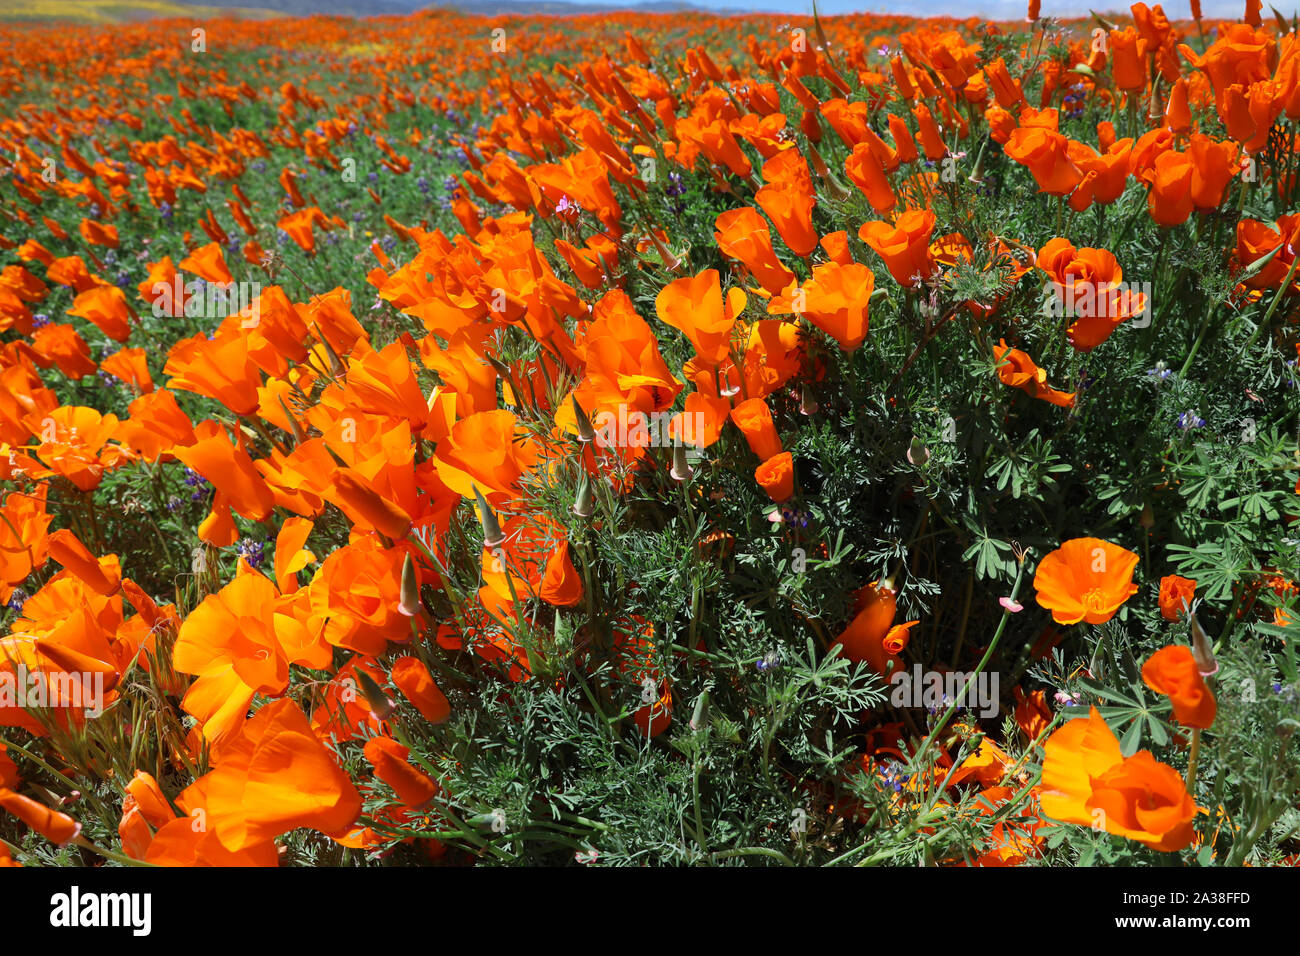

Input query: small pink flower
[999,597,1023,613]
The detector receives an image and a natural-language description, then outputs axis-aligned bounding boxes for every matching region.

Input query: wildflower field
[0,0,1299,875]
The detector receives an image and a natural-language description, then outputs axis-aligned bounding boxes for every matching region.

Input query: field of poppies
[0,0,1298,869]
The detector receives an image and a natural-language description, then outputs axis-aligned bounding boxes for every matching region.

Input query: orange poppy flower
[1036,238,1146,351]
[655,269,744,368]
[114,389,197,461]
[754,150,819,257]
[99,347,153,393]
[714,207,796,296]
[171,421,275,522]
[794,260,875,352]
[364,735,439,809]
[835,578,917,676]
[30,324,97,379]
[306,539,413,656]
[1142,645,1217,728]
[992,340,1076,408]
[1158,575,1196,620]
[391,656,450,725]
[1004,127,1083,196]
[844,142,897,213]
[1033,537,1139,625]
[178,241,233,285]
[174,698,361,852]
[174,571,291,743]
[433,409,540,507]
[730,397,783,460]
[1040,706,1199,851]
[1013,687,1053,740]
[0,485,51,603]
[163,329,263,417]
[859,209,936,288]
[0,787,81,846]
[755,451,795,503]
[29,405,126,492]
[67,285,133,342]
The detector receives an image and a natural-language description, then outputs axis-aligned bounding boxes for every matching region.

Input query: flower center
[1082,588,1108,613]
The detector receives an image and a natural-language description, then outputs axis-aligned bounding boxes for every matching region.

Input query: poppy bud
[312,323,346,378]
[1189,612,1218,677]
[0,788,81,846]
[354,668,396,721]
[670,443,693,482]
[800,383,819,416]
[907,436,930,466]
[572,472,594,517]
[571,395,597,443]
[1140,503,1155,528]
[398,553,420,617]
[471,485,506,548]
[277,395,306,446]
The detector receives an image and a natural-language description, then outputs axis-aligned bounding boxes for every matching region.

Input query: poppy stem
[1185,727,1201,790]
[911,561,1025,771]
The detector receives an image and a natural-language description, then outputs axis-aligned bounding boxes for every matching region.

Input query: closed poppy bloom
[730,398,783,460]
[175,698,362,852]
[540,540,583,607]
[47,529,120,596]
[329,469,413,541]
[754,451,795,503]
[1033,537,1139,625]
[363,735,439,809]
[1142,645,1217,728]
[391,656,450,724]
[1040,707,1199,851]
[1109,27,1149,92]
[992,340,1075,407]
[835,579,917,676]
[844,142,897,214]
[67,285,133,342]
[755,149,819,257]
[1013,687,1053,740]
[859,209,936,288]
[0,787,81,846]
[1158,574,1196,620]
[1148,150,1196,226]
